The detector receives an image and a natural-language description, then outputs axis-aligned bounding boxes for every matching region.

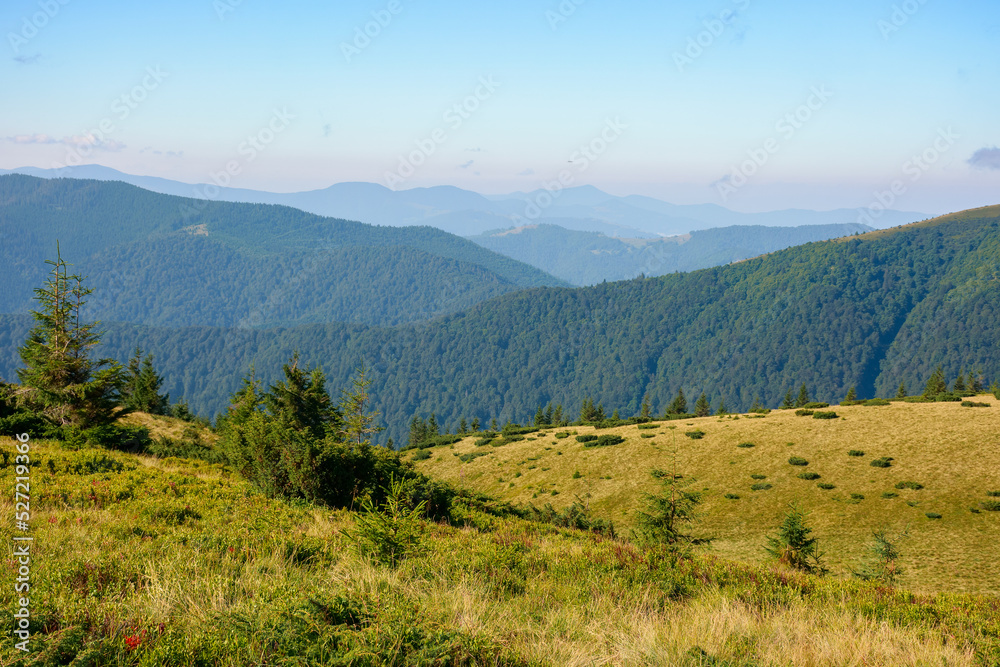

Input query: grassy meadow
[414,397,1000,597]
[2,404,999,665]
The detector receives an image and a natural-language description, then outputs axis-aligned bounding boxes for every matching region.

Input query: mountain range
[0,164,925,238]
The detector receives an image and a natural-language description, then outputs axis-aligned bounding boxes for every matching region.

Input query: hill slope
[1,432,997,665]
[469,222,873,285]
[0,204,997,442]
[413,398,1000,596]
[0,175,565,327]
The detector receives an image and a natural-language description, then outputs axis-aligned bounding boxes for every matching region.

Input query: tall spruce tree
[122,347,169,415]
[15,247,126,429]
[694,392,711,417]
[795,384,810,408]
[665,388,687,416]
[895,381,907,399]
[340,363,383,449]
[923,366,947,398]
[780,390,794,410]
[843,386,857,403]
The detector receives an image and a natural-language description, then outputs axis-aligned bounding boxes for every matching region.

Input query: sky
[1,0,998,214]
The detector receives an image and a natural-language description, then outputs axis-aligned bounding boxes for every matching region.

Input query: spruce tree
[895,381,907,399]
[122,347,170,415]
[340,364,383,449]
[922,366,947,398]
[267,353,340,441]
[470,417,480,432]
[665,388,687,416]
[427,413,440,437]
[458,417,468,434]
[534,405,546,427]
[780,390,794,410]
[716,397,728,415]
[843,386,857,403]
[15,247,126,429]
[765,503,825,573]
[638,395,652,422]
[795,384,810,408]
[409,416,428,448]
[953,372,966,393]
[694,392,711,417]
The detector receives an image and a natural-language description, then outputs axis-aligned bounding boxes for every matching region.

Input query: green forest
[0,175,564,327]
[2,198,998,444]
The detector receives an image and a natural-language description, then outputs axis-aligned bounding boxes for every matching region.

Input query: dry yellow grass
[120,411,217,444]
[416,396,1000,595]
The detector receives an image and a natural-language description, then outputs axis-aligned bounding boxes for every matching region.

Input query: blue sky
[2,0,998,213]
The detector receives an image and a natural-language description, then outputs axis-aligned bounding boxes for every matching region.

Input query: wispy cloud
[967,146,1000,171]
[457,160,474,170]
[517,168,535,176]
[7,133,126,151]
[13,53,41,65]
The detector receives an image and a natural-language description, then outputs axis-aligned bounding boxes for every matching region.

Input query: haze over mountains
[0,165,925,238]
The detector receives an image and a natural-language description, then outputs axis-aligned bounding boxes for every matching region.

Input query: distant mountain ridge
[0,175,565,328]
[0,165,926,237]
[468,222,874,286]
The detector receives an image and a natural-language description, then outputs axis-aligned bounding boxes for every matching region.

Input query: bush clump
[473,437,494,447]
[737,442,755,449]
[684,430,705,440]
[961,401,990,408]
[870,457,893,468]
[412,449,431,461]
[812,411,838,420]
[798,472,821,480]
[637,424,659,430]
[554,432,570,439]
[750,482,773,491]
[803,402,830,409]
[575,434,598,443]
[724,493,740,500]
[986,491,1000,497]
[895,481,924,491]
[458,451,489,463]
[979,500,1000,512]
[795,409,814,417]
[848,450,865,457]
[788,457,809,466]
[925,512,942,519]
[817,483,835,490]
[584,434,625,448]
[881,492,898,499]
[640,433,655,439]
[750,474,767,480]
[863,398,891,406]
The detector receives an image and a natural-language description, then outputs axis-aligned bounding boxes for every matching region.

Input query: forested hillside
[0,175,564,327]
[1,204,997,443]
[469,222,873,285]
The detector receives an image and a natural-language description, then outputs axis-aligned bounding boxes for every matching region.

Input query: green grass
[417,397,1000,596]
[4,405,1000,665]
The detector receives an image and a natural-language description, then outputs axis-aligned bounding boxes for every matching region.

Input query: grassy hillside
[469,222,872,286]
[0,175,565,327]
[2,427,999,665]
[414,398,1000,596]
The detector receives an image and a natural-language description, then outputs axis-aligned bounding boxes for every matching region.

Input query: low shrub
[554,432,570,439]
[870,457,893,468]
[881,492,898,499]
[458,451,490,463]
[788,456,809,466]
[575,435,598,443]
[750,482,772,491]
[803,402,829,409]
[640,433,655,439]
[750,474,767,480]
[925,512,942,519]
[986,490,1000,497]
[812,411,838,419]
[979,500,1000,512]
[491,435,524,447]
[895,481,924,491]
[798,472,821,480]
[795,409,814,417]
[572,471,582,479]
[724,493,740,500]
[961,401,990,408]
[863,398,891,406]
[850,493,865,500]
[637,424,659,430]
[817,483,835,490]
[473,437,494,447]
[684,430,705,440]
[737,442,755,448]
[848,450,865,457]
[584,435,625,448]
[412,449,431,461]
